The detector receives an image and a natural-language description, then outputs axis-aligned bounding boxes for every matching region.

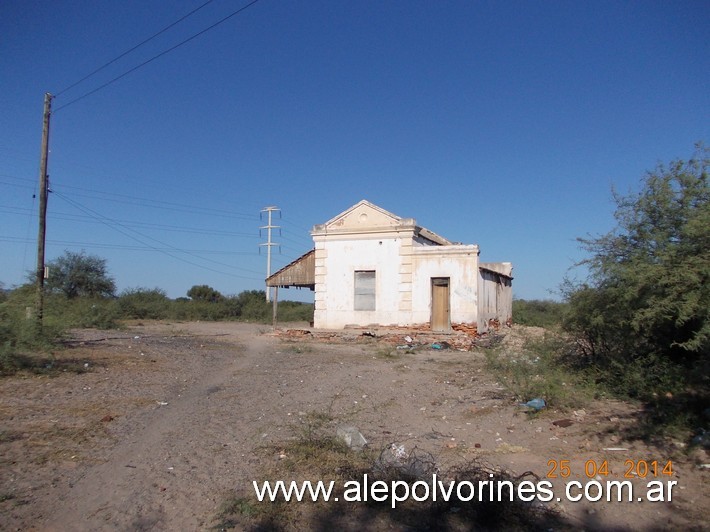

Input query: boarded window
[354,270,376,311]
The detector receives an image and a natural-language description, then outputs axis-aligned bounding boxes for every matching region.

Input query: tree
[234,290,269,320]
[117,287,169,319]
[563,145,709,396]
[187,284,222,303]
[44,251,116,299]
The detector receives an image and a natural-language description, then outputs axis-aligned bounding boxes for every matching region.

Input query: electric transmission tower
[260,206,280,302]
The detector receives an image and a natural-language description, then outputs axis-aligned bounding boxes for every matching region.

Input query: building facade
[308,200,512,332]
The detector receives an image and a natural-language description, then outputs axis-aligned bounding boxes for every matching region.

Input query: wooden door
[431,278,450,331]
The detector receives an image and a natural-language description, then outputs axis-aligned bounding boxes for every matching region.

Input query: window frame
[354,270,376,311]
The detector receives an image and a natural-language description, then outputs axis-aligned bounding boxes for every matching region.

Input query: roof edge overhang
[312,223,417,239]
[266,249,316,288]
[412,244,479,257]
[415,226,452,245]
[479,262,514,279]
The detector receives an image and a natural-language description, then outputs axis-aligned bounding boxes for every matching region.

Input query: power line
[0,179,35,191]
[280,211,319,233]
[2,235,310,272]
[50,183,258,220]
[1,156,240,204]
[281,227,313,247]
[0,173,34,182]
[1,177,313,243]
[0,236,261,256]
[0,205,261,239]
[1,177,313,245]
[21,177,38,276]
[52,191,264,279]
[54,0,216,97]
[1,198,311,254]
[1,173,260,220]
[54,0,262,112]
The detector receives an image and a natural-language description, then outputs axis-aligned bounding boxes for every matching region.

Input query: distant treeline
[512,299,566,328]
[1,284,313,375]
[1,284,313,330]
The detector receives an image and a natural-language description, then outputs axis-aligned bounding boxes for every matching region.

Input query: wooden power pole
[35,92,52,327]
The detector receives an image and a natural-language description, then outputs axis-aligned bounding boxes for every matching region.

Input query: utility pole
[260,206,280,302]
[35,92,52,328]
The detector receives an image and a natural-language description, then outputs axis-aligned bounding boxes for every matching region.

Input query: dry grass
[214,408,564,531]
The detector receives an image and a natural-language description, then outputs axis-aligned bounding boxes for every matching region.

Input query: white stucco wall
[313,236,482,329]
[315,237,404,328]
[310,200,508,330]
[411,246,479,326]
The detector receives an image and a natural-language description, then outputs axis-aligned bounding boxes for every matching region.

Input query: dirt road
[1,322,707,530]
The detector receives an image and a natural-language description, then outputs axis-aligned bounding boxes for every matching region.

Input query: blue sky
[1,0,708,301]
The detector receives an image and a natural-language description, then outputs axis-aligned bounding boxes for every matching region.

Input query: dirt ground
[0,321,707,531]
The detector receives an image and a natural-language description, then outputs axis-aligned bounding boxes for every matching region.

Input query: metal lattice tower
[260,206,280,302]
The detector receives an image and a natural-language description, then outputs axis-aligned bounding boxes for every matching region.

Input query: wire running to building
[54,0,262,112]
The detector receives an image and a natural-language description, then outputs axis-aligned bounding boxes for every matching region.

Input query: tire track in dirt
[44,328,276,531]
[4,323,707,530]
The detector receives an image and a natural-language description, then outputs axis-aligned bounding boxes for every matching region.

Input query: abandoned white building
[266,200,512,332]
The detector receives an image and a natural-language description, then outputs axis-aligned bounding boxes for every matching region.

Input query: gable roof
[311,199,452,245]
[317,199,403,231]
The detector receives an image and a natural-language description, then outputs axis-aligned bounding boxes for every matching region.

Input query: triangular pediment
[322,200,403,231]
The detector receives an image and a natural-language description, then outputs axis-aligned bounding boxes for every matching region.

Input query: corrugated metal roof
[266,249,315,288]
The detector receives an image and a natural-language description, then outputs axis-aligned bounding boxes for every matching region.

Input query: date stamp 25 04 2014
[546,459,674,480]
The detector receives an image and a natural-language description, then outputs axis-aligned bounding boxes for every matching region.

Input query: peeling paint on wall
[309,200,512,330]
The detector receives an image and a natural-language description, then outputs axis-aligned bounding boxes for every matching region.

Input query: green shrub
[0,282,312,374]
[234,290,270,321]
[485,332,594,409]
[116,287,170,319]
[561,147,709,437]
[186,284,222,302]
[512,299,567,328]
[0,281,313,377]
[44,250,116,298]
[563,147,708,396]
[0,287,60,375]
[42,294,119,329]
[274,300,314,323]
[172,299,231,321]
